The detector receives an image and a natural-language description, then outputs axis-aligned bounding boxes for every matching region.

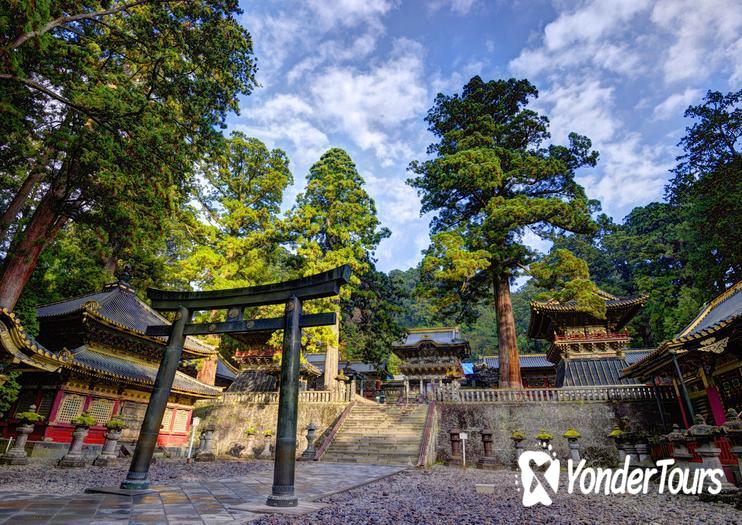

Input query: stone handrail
[313,401,356,461]
[219,387,354,404]
[435,385,674,403]
[417,401,437,467]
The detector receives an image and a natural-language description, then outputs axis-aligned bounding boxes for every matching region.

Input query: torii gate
[119,265,351,508]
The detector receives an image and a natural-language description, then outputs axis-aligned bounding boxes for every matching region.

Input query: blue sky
[229,0,741,273]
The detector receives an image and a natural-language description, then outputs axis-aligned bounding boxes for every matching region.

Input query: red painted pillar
[706,387,726,425]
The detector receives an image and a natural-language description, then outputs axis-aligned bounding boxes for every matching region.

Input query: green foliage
[535,429,553,441]
[386,352,402,376]
[16,411,44,423]
[284,148,398,358]
[531,248,606,319]
[341,268,407,367]
[105,417,127,431]
[666,89,741,292]
[172,132,293,291]
[71,411,95,427]
[408,76,600,360]
[0,1,258,308]
[388,267,439,328]
[0,372,21,413]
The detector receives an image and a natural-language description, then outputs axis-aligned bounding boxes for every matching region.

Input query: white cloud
[653,88,701,120]
[537,79,673,218]
[242,0,396,85]
[308,38,429,165]
[428,0,479,15]
[578,134,673,216]
[651,0,742,84]
[305,0,395,30]
[538,78,618,144]
[236,94,330,168]
[510,0,650,77]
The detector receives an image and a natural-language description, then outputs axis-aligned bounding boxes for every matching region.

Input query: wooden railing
[435,385,675,403]
[219,386,354,404]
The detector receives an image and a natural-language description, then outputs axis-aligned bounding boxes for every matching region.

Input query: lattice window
[161,408,174,431]
[172,409,190,433]
[88,398,115,426]
[56,394,85,423]
[37,392,56,418]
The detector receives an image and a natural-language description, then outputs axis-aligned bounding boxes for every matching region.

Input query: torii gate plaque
[119,265,351,508]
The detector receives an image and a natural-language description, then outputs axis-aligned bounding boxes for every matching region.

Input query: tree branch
[7,0,152,50]
[0,74,108,127]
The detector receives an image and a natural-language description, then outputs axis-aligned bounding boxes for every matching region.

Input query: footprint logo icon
[518,447,560,507]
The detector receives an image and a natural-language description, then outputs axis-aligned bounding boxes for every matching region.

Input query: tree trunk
[0,189,68,310]
[0,161,48,241]
[494,274,522,389]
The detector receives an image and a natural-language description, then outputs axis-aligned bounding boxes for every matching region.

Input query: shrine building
[622,281,741,426]
[0,277,223,457]
[229,330,322,392]
[527,289,647,386]
[391,327,470,397]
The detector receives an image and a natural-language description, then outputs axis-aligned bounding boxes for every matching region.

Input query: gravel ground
[255,467,741,525]
[0,458,271,496]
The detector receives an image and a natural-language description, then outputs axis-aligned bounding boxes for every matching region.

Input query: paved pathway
[0,463,405,524]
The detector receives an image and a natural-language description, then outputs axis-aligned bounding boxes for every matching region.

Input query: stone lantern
[721,408,742,474]
[535,429,553,450]
[447,428,463,466]
[0,405,42,465]
[510,429,525,466]
[477,429,497,470]
[607,426,626,464]
[195,424,217,461]
[59,412,95,468]
[300,423,317,460]
[664,423,692,469]
[687,414,735,491]
[563,427,581,462]
[93,418,126,467]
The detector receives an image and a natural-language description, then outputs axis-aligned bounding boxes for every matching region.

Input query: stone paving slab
[0,463,405,524]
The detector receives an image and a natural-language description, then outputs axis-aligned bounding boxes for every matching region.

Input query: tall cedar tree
[665,89,741,291]
[173,132,293,291]
[0,1,257,309]
[284,148,397,358]
[409,77,599,388]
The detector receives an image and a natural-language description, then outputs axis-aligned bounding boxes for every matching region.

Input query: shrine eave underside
[0,309,222,398]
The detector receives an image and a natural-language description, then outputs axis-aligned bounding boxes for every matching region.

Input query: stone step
[322,454,417,466]
[340,427,424,432]
[332,436,421,443]
[326,445,420,456]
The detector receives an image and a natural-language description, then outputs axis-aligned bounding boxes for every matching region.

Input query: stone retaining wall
[435,398,678,467]
[194,399,348,458]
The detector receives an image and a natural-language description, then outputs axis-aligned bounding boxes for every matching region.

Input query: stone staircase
[321,404,427,466]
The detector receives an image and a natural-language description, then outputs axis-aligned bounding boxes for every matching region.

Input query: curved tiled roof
[622,282,741,380]
[674,281,741,341]
[71,346,221,396]
[394,327,467,347]
[478,354,553,369]
[623,349,652,365]
[557,357,638,387]
[37,282,214,355]
[0,309,220,397]
[530,293,647,313]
